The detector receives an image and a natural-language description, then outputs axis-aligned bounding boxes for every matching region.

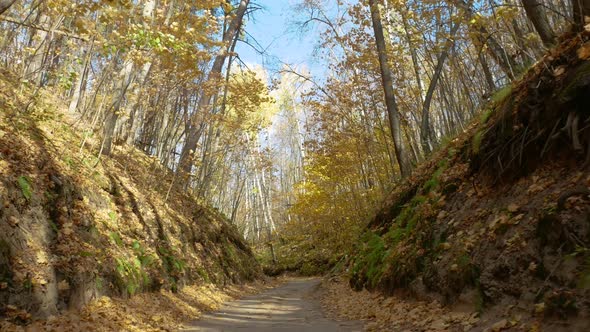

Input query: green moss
[364,237,386,287]
[23,277,32,290]
[406,212,420,233]
[114,256,150,296]
[95,277,104,290]
[352,157,453,290]
[472,130,485,155]
[17,176,32,201]
[158,246,186,275]
[109,232,123,246]
[196,267,210,283]
[447,147,458,158]
[108,211,117,223]
[300,261,323,276]
[352,232,387,288]
[479,108,494,124]
[490,84,513,105]
[457,253,471,269]
[63,156,78,171]
[422,159,449,194]
[384,226,406,246]
[132,241,155,267]
[222,239,238,262]
[79,251,93,257]
[396,204,414,227]
[475,286,485,314]
[47,219,59,233]
[422,178,439,194]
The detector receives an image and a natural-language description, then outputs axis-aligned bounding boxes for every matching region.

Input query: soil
[183,278,364,332]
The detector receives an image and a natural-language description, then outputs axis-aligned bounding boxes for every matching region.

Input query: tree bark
[420,22,461,155]
[456,0,518,80]
[102,60,133,156]
[178,0,250,177]
[572,0,590,28]
[102,0,155,156]
[24,11,51,86]
[0,0,16,15]
[478,52,496,91]
[68,41,93,113]
[368,0,411,178]
[521,0,556,47]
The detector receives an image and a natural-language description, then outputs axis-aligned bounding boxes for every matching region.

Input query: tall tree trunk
[102,0,155,155]
[456,0,518,80]
[478,52,496,92]
[571,0,590,29]
[68,41,93,113]
[398,7,424,104]
[0,0,17,15]
[24,11,50,86]
[368,0,411,178]
[178,0,249,177]
[102,60,133,156]
[420,22,461,155]
[124,0,156,145]
[521,0,556,47]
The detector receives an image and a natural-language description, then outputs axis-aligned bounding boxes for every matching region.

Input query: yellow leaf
[36,251,48,264]
[553,66,566,76]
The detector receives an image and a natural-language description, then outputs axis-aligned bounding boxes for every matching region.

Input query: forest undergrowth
[2,0,590,331]
[0,68,265,330]
[315,29,590,332]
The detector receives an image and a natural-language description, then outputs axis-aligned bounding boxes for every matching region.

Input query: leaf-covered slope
[0,69,261,321]
[349,32,590,330]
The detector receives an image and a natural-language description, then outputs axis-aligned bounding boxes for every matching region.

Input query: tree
[420,22,461,154]
[368,0,411,178]
[455,0,519,80]
[178,0,250,177]
[572,0,590,28]
[0,0,16,15]
[521,0,556,47]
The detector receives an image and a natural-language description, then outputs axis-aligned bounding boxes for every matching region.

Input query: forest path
[183,278,363,332]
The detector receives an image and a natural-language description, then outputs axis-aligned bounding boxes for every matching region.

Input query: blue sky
[235,0,322,76]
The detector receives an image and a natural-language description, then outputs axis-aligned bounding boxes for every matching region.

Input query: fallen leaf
[553,65,566,76]
[528,262,537,272]
[577,43,590,60]
[534,302,545,314]
[507,203,519,213]
[7,216,18,227]
[490,319,508,331]
[36,252,48,264]
[440,242,451,250]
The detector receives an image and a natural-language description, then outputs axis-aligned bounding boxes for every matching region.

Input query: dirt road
[183,278,363,331]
